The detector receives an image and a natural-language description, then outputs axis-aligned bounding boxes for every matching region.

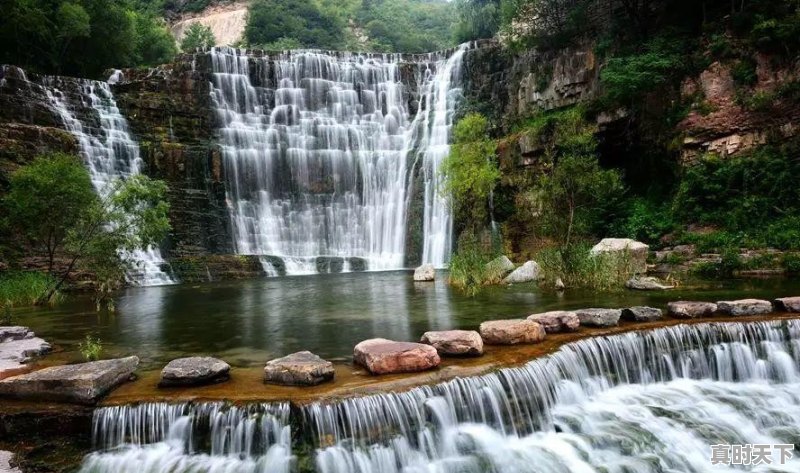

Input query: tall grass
[535,243,636,291]
[448,232,502,297]
[0,272,61,308]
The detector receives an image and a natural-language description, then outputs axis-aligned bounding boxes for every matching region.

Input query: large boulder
[159,357,230,387]
[667,301,718,319]
[591,238,649,274]
[503,261,541,284]
[354,339,440,375]
[527,311,580,333]
[0,356,139,404]
[576,308,622,327]
[479,319,546,345]
[0,327,51,379]
[625,276,674,291]
[264,351,334,386]
[717,299,773,316]
[774,297,800,313]
[0,451,21,473]
[413,264,436,282]
[420,330,483,356]
[622,306,664,322]
[485,256,515,278]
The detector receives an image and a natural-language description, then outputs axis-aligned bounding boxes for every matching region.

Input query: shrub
[782,253,800,275]
[0,272,61,308]
[79,335,103,361]
[180,22,216,52]
[447,231,501,297]
[535,243,636,291]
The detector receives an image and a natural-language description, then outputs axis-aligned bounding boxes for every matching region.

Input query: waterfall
[80,319,800,472]
[44,77,175,286]
[412,45,466,268]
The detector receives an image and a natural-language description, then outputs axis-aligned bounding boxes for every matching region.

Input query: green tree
[180,22,216,52]
[246,0,345,50]
[454,0,501,42]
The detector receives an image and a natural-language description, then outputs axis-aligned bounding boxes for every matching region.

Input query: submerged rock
[264,351,334,386]
[576,308,622,327]
[591,238,649,274]
[667,301,718,319]
[159,357,230,387]
[622,306,664,322]
[485,256,515,278]
[354,339,440,375]
[774,297,800,312]
[0,356,139,404]
[413,264,436,282]
[717,299,773,316]
[625,276,674,291]
[420,330,483,356]
[479,319,546,345]
[527,311,580,333]
[0,326,51,379]
[503,261,541,283]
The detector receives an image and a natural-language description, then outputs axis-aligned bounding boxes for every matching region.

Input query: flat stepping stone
[159,356,230,387]
[622,306,663,322]
[527,311,579,333]
[0,356,138,405]
[774,297,800,312]
[480,319,546,345]
[667,301,718,319]
[264,351,334,386]
[717,299,772,316]
[420,330,483,356]
[0,326,51,379]
[576,308,622,327]
[354,339,440,374]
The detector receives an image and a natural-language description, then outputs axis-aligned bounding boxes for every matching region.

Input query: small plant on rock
[79,335,103,361]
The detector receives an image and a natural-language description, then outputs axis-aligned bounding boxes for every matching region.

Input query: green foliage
[259,37,304,51]
[180,22,216,52]
[447,231,501,296]
[441,113,500,227]
[731,58,758,88]
[782,254,800,275]
[79,334,103,361]
[246,0,347,50]
[454,0,500,42]
[535,243,636,291]
[0,0,177,77]
[0,272,62,308]
[615,198,675,244]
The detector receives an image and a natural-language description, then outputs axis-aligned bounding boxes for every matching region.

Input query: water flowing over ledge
[81,319,800,472]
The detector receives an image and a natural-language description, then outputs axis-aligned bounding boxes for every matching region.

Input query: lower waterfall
[80,319,800,472]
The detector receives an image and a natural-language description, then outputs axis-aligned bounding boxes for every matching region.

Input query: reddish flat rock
[775,297,800,312]
[354,339,440,375]
[527,311,580,333]
[479,319,546,345]
[668,301,718,319]
[420,330,483,356]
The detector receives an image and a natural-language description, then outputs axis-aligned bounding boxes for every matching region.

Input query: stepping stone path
[527,311,580,333]
[667,301,718,319]
[420,330,483,356]
[774,297,800,312]
[354,339,440,375]
[717,299,773,316]
[480,319,546,345]
[264,351,334,386]
[622,306,663,322]
[159,356,230,387]
[576,309,622,327]
[0,326,51,379]
[413,264,435,282]
[0,356,139,404]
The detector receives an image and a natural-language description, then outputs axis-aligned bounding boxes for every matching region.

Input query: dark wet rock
[0,356,139,404]
[413,264,436,282]
[716,299,773,316]
[316,257,345,274]
[622,306,664,322]
[576,308,622,327]
[420,330,483,356]
[527,311,580,333]
[480,319,546,345]
[354,339,440,374]
[625,276,674,291]
[504,261,541,283]
[264,351,334,386]
[348,257,368,272]
[667,301,718,319]
[774,297,800,313]
[159,356,230,387]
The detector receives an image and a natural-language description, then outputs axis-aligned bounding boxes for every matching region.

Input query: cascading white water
[80,402,292,473]
[209,47,413,274]
[412,45,466,268]
[44,77,175,286]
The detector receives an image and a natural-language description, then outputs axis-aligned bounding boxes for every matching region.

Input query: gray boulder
[576,308,622,327]
[667,301,718,319]
[622,306,663,322]
[264,351,334,386]
[774,297,800,313]
[480,319,546,345]
[625,276,674,291]
[0,356,139,404]
[0,451,21,473]
[717,299,773,317]
[486,256,515,277]
[413,264,436,282]
[527,311,580,333]
[503,261,541,284]
[159,357,230,387]
[420,330,483,356]
[591,238,649,274]
[0,327,51,379]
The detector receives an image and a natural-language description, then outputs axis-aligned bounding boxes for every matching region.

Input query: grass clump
[535,243,637,291]
[0,272,61,307]
[79,335,103,361]
[447,232,502,297]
